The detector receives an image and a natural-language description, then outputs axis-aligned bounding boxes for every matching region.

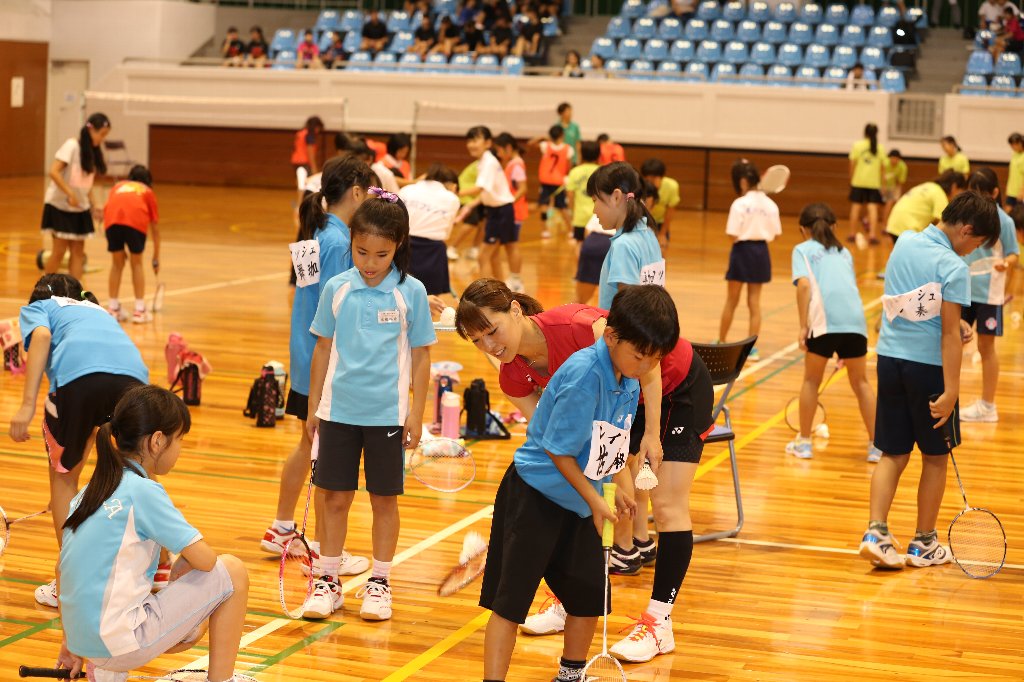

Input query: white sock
[372,558,392,580]
[509,272,521,280]
[309,539,320,553]
[320,555,341,579]
[273,519,295,533]
[980,399,996,409]
[108,297,119,309]
[646,598,672,621]
[134,298,146,312]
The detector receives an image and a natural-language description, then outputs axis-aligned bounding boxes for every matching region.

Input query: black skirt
[41,204,94,239]
[410,236,451,296]
[725,240,771,283]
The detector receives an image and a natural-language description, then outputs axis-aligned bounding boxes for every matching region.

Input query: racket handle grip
[601,482,617,548]
[19,667,86,679]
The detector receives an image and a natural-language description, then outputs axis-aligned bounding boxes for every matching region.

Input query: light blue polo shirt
[791,240,867,338]
[19,297,148,389]
[964,206,1019,305]
[878,226,970,366]
[598,218,664,310]
[513,337,640,518]
[290,214,352,397]
[311,266,436,426]
[59,462,201,658]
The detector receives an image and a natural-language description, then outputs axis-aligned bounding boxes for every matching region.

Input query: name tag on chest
[288,240,321,288]
[882,282,942,322]
[639,259,666,287]
[378,310,400,324]
[583,419,631,480]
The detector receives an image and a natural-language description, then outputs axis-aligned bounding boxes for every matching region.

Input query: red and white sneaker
[519,592,566,635]
[610,613,675,663]
[152,561,172,591]
[261,524,301,555]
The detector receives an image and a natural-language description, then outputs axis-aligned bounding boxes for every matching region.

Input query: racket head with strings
[437,548,488,596]
[759,164,791,194]
[968,256,998,277]
[784,397,825,433]
[0,505,10,557]
[279,535,314,618]
[948,507,1007,579]
[581,653,627,681]
[151,282,165,313]
[408,437,475,493]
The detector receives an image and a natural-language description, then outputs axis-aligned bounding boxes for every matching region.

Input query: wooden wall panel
[0,41,48,177]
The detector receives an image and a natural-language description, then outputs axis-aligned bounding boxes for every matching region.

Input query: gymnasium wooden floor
[1,177,1022,681]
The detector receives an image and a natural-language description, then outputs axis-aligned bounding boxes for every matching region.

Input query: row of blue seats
[593,39,894,69]
[607,16,906,47]
[961,73,1024,96]
[272,51,526,75]
[965,49,1023,77]
[620,0,925,28]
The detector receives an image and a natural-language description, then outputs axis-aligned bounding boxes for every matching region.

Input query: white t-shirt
[304,172,322,193]
[726,190,782,242]
[476,151,515,207]
[371,161,401,194]
[44,138,94,212]
[400,179,461,241]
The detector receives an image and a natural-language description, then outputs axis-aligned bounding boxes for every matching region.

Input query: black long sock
[651,530,693,605]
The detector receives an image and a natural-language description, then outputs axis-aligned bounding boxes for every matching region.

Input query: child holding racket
[261,156,373,580]
[786,203,878,462]
[958,168,1020,423]
[55,385,253,682]
[305,189,435,621]
[860,192,999,570]
[479,286,691,682]
[8,273,148,608]
[103,165,159,324]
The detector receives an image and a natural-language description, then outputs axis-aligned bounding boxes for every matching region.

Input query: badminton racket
[968,256,999,277]
[582,483,627,682]
[279,431,318,619]
[19,667,210,680]
[437,531,488,596]
[408,437,475,493]
[150,280,165,314]
[1,506,50,557]
[784,362,843,437]
[759,165,791,195]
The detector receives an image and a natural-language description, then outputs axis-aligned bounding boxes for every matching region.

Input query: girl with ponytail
[786,203,877,461]
[56,385,253,682]
[848,122,886,244]
[41,112,111,279]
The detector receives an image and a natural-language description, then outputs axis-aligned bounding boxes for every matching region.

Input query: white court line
[183,505,494,671]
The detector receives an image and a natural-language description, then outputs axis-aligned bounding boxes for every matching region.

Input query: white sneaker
[446,246,460,261]
[858,528,904,570]
[610,613,675,663]
[866,443,883,463]
[302,578,343,619]
[785,436,813,459]
[131,309,152,324]
[357,577,393,621]
[465,247,479,260]
[35,579,58,608]
[519,594,566,635]
[960,400,998,423]
[506,277,525,294]
[300,548,369,578]
[260,524,300,555]
[905,537,952,567]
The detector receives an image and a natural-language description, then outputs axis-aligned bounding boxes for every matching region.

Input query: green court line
[0,618,61,649]
[244,621,343,675]
[0,575,46,586]
[0,617,43,626]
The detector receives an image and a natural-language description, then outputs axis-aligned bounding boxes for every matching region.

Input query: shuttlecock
[459,531,487,564]
[814,423,830,439]
[635,461,659,491]
[440,306,456,327]
[854,233,869,251]
[972,350,982,365]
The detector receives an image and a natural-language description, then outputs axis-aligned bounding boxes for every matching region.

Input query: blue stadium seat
[736,20,761,43]
[621,0,644,18]
[398,53,422,72]
[373,52,398,70]
[712,62,738,81]
[685,19,709,41]
[723,40,749,64]
[271,49,296,69]
[657,60,683,78]
[800,2,823,24]
[476,54,500,73]
[850,4,874,26]
[644,38,670,61]
[424,52,449,72]
[990,75,1018,95]
[502,55,525,75]
[629,58,655,79]
[880,68,906,92]
[748,1,770,22]
[788,22,813,46]
[658,17,683,40]
[342,31,362,53]
[605,58,628,74]
[633,17,657,40]
[315,10,340,38]
[860,46,885,70]
[388,11,411,32]
[647,0,669,16]
[697,0,721,20]
[318,31,336,53]
[805,44,830,68]
[841,24,866,47]
[975,29,994,49]
[388,31,414,53]
[767,64,792,85]
[542,17,559,37]
[863,67,877,81]
[711,19,734,41]
[996,52,1022,76]
[815,23,839,46]
[831,45,857,69]
[777,43,803,67]
[340,10,363,33]
[684,60,710,80]
[795,65,821,86]
[763,21,787,44]
[961,73,989,95]
[738,62,764,84]
[723,1,746,22]
[867,26,893,49]
[697,39,723,62]
[967,49,994,75]
[347,51,373,71]
[750,41,776,66]
[906,7,927,28]
[592,37,616,59]
[877,5,900,28]
[270,29,298,57]
[436,0,458,15]
[774,1,797,22]
[670,39,696,61]
[617,38,643,60]
[820,65,844,88]
[606,16,630,39]
[825,3,848,24]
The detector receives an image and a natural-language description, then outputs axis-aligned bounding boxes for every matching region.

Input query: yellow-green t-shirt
[651,176,681,223]
[849,138,886,189]
[886,181,948,237]
[884,158,908,189]
[458,162,478,206]
[565,162,599,227]
[1007,151,1024,199]
[938,152,970,175]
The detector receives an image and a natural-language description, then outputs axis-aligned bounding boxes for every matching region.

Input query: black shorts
[576,232,612,284]
[285,388,308,421]
[105,224,147,254]
[483,203,518,245]
[628,355,715,463]
[725,240,771,283]
[462,203,485,226]
[409,236,451,296]
[849,187,884,204]
[1006,197,1019,209]
[479,464,607,624]
[314,420,405,495]
[41,204,94,239]
[961,302,1003,336]
[43,373,144,472]
[538,183,567,209]
[805,332,868,359]
[572,225,586,242]
[874,355,960,457]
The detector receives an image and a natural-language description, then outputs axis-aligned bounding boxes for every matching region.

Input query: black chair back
[691,336,757,386]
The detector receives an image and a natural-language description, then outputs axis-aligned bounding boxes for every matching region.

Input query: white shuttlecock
[854,233,869,251]
[972,350,982,365]
[459,531,487,564]
[440,306,456,327]
[635,461,659,491]
[814,423,830,439]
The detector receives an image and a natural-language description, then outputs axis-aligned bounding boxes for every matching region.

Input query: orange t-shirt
[103,181,158,234]
[366,138,388,163]
[505,157,529,222]
[538,142,570,186]
[599,142,625,165]
[291,128,316,165]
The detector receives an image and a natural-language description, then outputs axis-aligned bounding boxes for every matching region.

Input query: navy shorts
[538,183,567,209]
[314,420,405,495]
[874,355,960,457]
[805,332,868,359]
[849,187,884,204]
[483,203,518,244]
[725,240,771,283]
[961,302,1003,336]
[576,232,612,284]
[105,224,147,254]
[572,225,586,242]
[285,388,308,421]
[410,236,451,296]
[462,203,485,226]
[628,355,715,463]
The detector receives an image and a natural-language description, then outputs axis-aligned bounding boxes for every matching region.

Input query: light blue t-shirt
[513,337,640,518]
[311,266,436,426]
[964,206,1019,305]
[59,462,201,658]
[290,214,352,397]
[877,226,970,366]
[791,240,867,338]
[19,297,148,389]
[598,219,664,310]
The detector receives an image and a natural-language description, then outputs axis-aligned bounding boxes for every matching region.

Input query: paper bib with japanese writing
[584,418,632,480]
[882,282,941,323]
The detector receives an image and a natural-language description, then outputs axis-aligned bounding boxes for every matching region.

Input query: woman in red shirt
[290,116,324,174]
[102,165,159,324]
[456,278,714,664]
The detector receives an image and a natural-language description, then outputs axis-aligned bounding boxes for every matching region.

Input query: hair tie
[81,290,91,299]
[46,284,53,292]
[368,186,399,203]
[625,192,635,200]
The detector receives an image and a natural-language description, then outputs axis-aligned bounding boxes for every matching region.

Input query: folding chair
[690,335,757,543]
[103,140,136,178]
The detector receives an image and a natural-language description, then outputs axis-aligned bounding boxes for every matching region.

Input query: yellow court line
[381,611,491,682]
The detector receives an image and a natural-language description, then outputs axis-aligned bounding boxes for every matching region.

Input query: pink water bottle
[441,391,461,439]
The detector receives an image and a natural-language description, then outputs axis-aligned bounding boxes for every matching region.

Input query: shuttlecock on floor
[460,531,487,564]
[854,233,869,251]
[814,423,830,439]
[635,461,659,491]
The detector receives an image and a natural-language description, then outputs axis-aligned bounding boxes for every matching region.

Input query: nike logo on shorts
[387,430,400,438]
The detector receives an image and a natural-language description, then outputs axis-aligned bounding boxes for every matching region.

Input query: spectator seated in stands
[322,31,348,68]
[411,15,437,58]
[456,20,486,53]
[587,53,607,77]
[361,10,390,53]
[979,0,1019,31]
[844,63,873,89]
[296,29,323,68]
[221,26,246,66]
[430,16,462,56]
[459,0,481,27]
[993,6,1024,59]
[514,9,543,58]
[562,49,584,77]
[668,0,697,22]
[246,26,269,67]
[482,15,514,56]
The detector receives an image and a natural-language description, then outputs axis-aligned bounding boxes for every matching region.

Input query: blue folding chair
[842,24,866,47]
[850,4,874,26]
[861,46,885,70]
[880,68,906,92]
[975,30,994,50]
[825,3,848,24]
[777,43,803,67]
[476,54,500,73]
[711,19,734,42]
[629,58,655,79]
[592,37,617,59]
[398,53,422,73]
[340,10,363,33]
[685,19,709,41]
[343,31,362,54]
[960,73,989,95]
[750,41,776,66]
[906,7,927,28]
[788,21,813,45]
[424,52,449,73]
[723,1,746,22]
[697,0,721,20]
[658,17,683,40]
[617,38,643,60]
[605,58,628,74]
[877,5,901,28]
[822,65,846,88]
[800,2,823,24]
[748,1,770,22]
[388,11,411,32]
[270,29,297,58]
[670,39,696,61]
[684,60,710,80]
[763,21,787,44]
[739,62,765,84]
[990,75,1018,96]
[996,52,1022,77]
[315,10,340,38]
[831,45,857,69]
[621,0,644,19]
[606,16,630,39]
[697,39,723,62]
[774,1,797,22]
[347,51,373,71]
[805,44,830,68]
[373,52,398,70]
[712,62,739,81]
[657,60,683,79]
[271,49,296,69]
[795,65,821,86]
[388,31,414,53]
[966,49,994,75]
[737,20,761,43]
[768,63,793,85]
[723,40,749,64]
[502,55,525,75]
[867,26,893,49]
[645,38,670,61]
[542,17,559,37]
[815,23,838,46]
[633,17,657,40]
